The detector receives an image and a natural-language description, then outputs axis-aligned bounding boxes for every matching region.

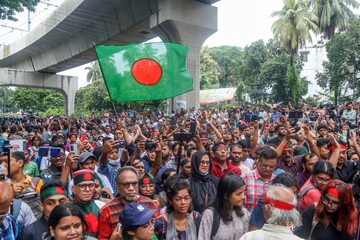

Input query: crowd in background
[0,101,360,240]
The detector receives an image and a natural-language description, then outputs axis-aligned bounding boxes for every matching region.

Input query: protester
[98,166,157,239]
[188,150,218,213]
[21,181,69,240]
[48,203,96,240]
[243,148,277,212]
[116,202,157,240]
[240,184,302,240]
[154,178,201,240]
[0,182,21,239]
[298,160,336,213]
[295,180,358,240]
[249,172,299,231]
[296,153,319,188]
[198,172,250,239]
[71,170,105,238]
[211,142,241,179]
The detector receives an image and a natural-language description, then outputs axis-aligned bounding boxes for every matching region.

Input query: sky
[0,0,285,88]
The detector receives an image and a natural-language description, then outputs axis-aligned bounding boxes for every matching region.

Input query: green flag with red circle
[95,42,193,101]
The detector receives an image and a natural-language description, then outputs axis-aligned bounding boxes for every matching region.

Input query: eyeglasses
[119,181,138,189]
[315,175,331,184]
[77,183,96,191]
[259,162,276,170]
[322,195,339,207]
[200,161,210,166]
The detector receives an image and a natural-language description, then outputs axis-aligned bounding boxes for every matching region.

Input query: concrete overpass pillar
[0,68,78,116]
[150,0,217,110]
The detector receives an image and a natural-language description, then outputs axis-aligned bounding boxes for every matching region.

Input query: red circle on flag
[55,186,64,194]
[131,58,162,85]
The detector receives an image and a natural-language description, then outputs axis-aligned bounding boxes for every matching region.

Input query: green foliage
[307,0,359,39]
[0,87,17,113]
[272,0,319,60]
[208,46,243,87]
[200,47,220,89]
[12,88,64,113]
[40,108,64,117]
[316,17,360,105]
[0,0,40,21]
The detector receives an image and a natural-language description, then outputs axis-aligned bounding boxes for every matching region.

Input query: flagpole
[112,102,119,117]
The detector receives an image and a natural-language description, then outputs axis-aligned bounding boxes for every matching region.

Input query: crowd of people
[0,102,360,240]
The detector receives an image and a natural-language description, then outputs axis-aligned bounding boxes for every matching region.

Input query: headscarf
[188,150,218,213]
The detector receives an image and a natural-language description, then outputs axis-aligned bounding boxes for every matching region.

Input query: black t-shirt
[294,204,353,240]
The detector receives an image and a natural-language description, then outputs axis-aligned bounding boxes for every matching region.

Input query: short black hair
[238,139,251,149]
[317,124,328,132]
[301,153,317,164]
[258,148,278,162]
[316,138,330,148]
[229,143,242,152]
[272,172,299,191]
[11,151,25,162]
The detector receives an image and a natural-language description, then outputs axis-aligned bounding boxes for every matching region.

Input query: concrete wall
[150,0,217,110]
[0,68,77,115]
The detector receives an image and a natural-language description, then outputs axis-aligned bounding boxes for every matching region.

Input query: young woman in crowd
[48,203,96,240]
[179,158,191,179]
[295,180,358,240]
[188,150,218,213]
[198,172,250,239]
[117,202,157,240]
[298,160,336,213]
[154,178,201,240]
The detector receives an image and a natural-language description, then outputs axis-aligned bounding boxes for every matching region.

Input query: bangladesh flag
[95,42,193,101]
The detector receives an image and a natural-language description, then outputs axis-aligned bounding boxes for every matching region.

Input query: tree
[272,0,319,63]
[272,0,318,104]
[0,87,16,113]
[200,47,220,89]
[240,40,270,102]
[85,61,102,83]
[11,88,64,112]
[0,0,40,21]
[209,46,243,87]
[307,0,359,39]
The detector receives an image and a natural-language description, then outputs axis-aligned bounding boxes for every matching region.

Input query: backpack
[209,207,221,238]
[11,199,22,220]
[297,185,316,211]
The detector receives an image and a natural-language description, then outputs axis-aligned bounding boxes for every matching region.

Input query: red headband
[326,187,339,198]
[263,194,296,211]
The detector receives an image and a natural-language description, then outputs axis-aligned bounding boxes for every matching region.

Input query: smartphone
[118,140,125,149]
[38,146,49,157]
[70,144,78,153]
[190,121,197,135]
[50,147,61,157]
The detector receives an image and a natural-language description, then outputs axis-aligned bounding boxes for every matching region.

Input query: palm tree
[272,0,319,103]
[85,61,102,83]
[272,0,319,64]
[307,0,359,39]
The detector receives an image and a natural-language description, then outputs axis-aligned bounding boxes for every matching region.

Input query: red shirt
[298,177,321,213]
[211,159,241,180]
[98,195,157,239]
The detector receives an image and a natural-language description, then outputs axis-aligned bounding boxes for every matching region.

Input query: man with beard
[333,143,357,182]
[342,102,356,125]
[40,143,67,183]
[98,166,157,239]
[268,124,287,147]
[296,153,319,188]
[277,142,302,176]
[211,142,241,179]
[229,143,251,175]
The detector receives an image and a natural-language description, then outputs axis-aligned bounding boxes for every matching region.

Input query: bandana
[326,187,339,198]
[139,173,155,186]
[73,170,95,185]
[263,193,296,210]
[40,186,67,202]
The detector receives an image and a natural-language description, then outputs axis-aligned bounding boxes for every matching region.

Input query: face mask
[108,159,120,167]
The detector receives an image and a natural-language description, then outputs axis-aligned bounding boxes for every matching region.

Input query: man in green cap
[20,181,68,240]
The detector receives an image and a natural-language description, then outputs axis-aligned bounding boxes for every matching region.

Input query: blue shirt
[249,199,265,229]
[0,214,20,240]
[97,161,119,194]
